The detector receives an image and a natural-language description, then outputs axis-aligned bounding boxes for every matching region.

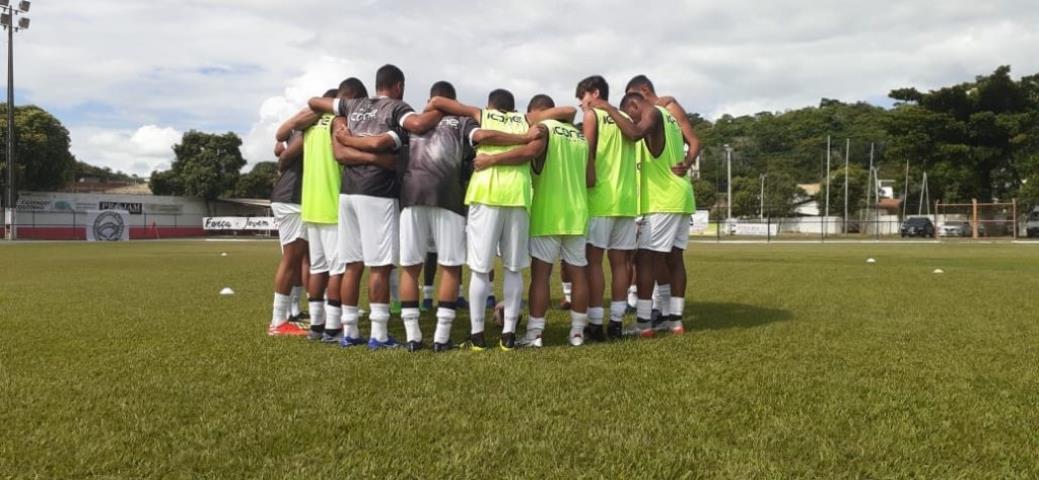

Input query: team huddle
[267,64,699,352]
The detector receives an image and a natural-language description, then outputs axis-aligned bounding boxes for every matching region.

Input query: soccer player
[425,90,576,350]
[625,75,701,334]
[309,65,443,350]
[275,88,344,342]
[473,94,593,347]
[267,130,310,336]
[574,75,638,341]
[588,91,696,336]
[397,80,542,352]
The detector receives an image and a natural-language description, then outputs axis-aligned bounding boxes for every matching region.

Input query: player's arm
[276,108,318,142]
[331,118,396,169]
[307,97,336,115]
[525,106,577,125]
[473,125,548,171]
[663,99,702,175]
[277,134,304,173]
[471,125,544,146]
[333,127,398,153]
[426,97,482,123]
[582,108,598,188]
[589,99,651,141]
[401,110,443,135]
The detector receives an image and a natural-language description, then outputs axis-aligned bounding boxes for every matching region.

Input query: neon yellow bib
[638,107,695,215]
[530,120,589,236]
[588,109,638,217]
[464,109,532,208]
[301,114,341,224]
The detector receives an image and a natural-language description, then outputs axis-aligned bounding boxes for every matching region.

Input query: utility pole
[2,1,30,241]
[724,144,733,222]
[824,136,831,236]
[902,159,910,219]
[759,174,766,220]
[843,138,849,234]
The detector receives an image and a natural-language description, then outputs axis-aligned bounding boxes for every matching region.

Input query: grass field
[2,240,1038,478]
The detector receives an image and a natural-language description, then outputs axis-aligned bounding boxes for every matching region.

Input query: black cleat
[464,332,488,351]
[607,321,624,340]
[406,340,424,352]
[499,332,517,351]
[433,340,457,353]
[584,323,606,343]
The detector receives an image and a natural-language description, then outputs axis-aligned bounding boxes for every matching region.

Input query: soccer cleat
[368,336,402,351]
[661,317,685,335]
[517,330,544,348]
[650,309,662,324]
[568,330,585,347]
[406,340,424,352]
[455,296,470,309]
[420,298,434,312]
[339,335,367,348]
[268,322,309,337]
[486,295,497,310]
[584,323,606,343]
[606,321,624,340]
[499,332,517,351]
[307,325,325,342]
[463,332,487,352]
[624,321,656,338]
[433,340,457,353]
[390,300,402,316]
[320,330,344,344]
[558,299,572,310]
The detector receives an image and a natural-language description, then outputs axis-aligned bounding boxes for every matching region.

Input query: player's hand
[274,142,286,157]
[671,163,690,177]
[424,97,440,112]
[474,154,495,171]
[656,96,677,107]
[526,125,546,142]
[586,98,609,110]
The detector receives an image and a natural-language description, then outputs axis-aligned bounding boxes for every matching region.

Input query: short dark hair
[375,64,405,91]
[338,77,368,99]
[620,92,645,109]
[429,81,456,100]
[625,75,655,94]
[323,88,339,99]
[488,89,516,112]
[527,94,555,113]
[575,75,609,101]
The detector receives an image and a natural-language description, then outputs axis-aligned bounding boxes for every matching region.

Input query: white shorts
[400,206,466,267]
[587,216,637,250]
[531,236,588,267]
[306,223,339,274]
[638,213,689,253]
[466,204,530,273]
[272,202,307,247]
[339,194,399,267]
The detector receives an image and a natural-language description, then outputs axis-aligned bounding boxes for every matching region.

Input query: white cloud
[14,0,1039,175]
[72,125,182,177]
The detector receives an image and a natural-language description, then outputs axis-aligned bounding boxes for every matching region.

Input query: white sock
[627,285,638,308]
[503,269,523,334]
[669,297,685,319]
[468,271,491,334]
[588,307,605,325]
[325,302,343,330]
[656,284,671,318]
[308,300,325,327]
[526,316,546,335]
[422,285,434,301]
[609,301,627,323]
[570,311,589,334]
[562,282,573,303]
[272,293,291,327]
[636,299,653,323]
[652,284,661,310]
[289,286,303,317]
[402,307,421,343]
[389,271,400,303]
[458,284,464,299]
[370,303,390,342]
[434,307,456,344]
[343,306,360,338]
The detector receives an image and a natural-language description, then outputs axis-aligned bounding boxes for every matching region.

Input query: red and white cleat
[267,322,309,337]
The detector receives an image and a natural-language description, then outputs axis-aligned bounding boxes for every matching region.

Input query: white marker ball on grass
[221,252,228,257]
[933,269,944,274]
[866,258,877,264]
[220,287,235,296]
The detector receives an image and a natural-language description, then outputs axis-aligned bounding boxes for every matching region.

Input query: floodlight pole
[724,144,732,223]
[4,16,12,240]
[843,138,849,234]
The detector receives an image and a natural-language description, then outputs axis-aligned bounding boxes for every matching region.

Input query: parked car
[901,217,935,238]
[1026,208,1039,238]
[939,220,971,237]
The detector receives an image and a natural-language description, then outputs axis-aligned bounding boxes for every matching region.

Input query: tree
[149,131,246,200]
[0,104,77,195]
[234,161,278,198]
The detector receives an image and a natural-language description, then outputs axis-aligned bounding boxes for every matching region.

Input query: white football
[220,287,235,295]
[866,258,877,264]
[933,269,945,274]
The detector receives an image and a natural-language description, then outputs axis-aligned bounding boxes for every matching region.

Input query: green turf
[2,240,1038,478]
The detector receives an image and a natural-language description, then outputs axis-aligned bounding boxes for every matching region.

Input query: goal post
[935,199,1018,240]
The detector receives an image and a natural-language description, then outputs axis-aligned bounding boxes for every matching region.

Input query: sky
[7,0,1039,177]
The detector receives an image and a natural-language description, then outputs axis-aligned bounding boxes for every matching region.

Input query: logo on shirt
[350,108,378,122]
[440,118,461,129]
[553,126,586,141]
[486,112,524,124]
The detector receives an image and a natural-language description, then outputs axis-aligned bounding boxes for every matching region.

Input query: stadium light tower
[1,0,29,241]
[723,144,733,221]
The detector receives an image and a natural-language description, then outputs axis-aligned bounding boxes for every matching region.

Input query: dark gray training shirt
[335,97,415,199]
[270,131,303,204]
[402,116,479,216]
